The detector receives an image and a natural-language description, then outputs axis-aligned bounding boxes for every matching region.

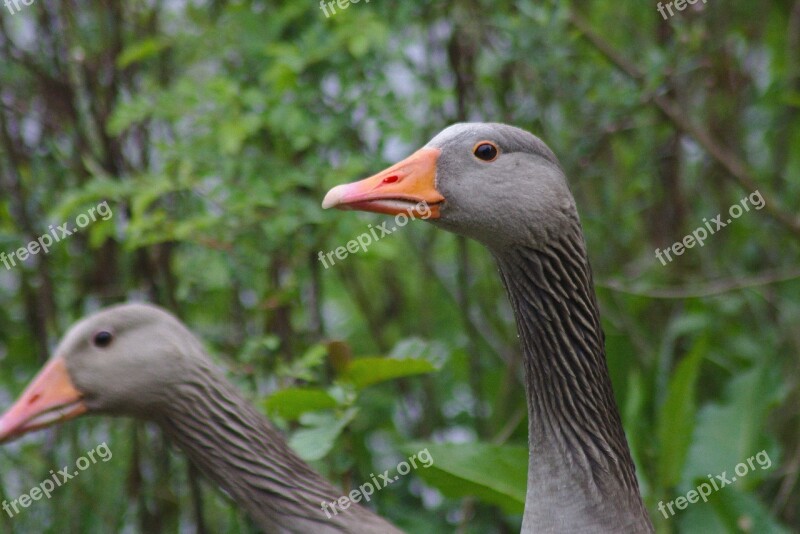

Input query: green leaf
[275,344,328,381]
[783,91,800,108]
[117,38,169,68]
[677,487,791,534]
[708,487,791,533]
[289,408,358,461]
[263,388,338,421]
[403,442,527,514]
[347,33,370,57]
[657,338,706,488]
[682,366,785,487]
[218,114,261,155]
[339,357,436,390]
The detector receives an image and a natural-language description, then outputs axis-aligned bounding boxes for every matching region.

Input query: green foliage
[340,357,438,389]
[263,387,338,421]
[657,338,706,488]
[405,442,528,514]
[263,352,437,460]
[0,1,797,533]
[290,408,360,462]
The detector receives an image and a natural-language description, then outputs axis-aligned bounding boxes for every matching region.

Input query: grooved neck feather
[157,361,401,534]
[493,224,653,533]
[318,121,654,531]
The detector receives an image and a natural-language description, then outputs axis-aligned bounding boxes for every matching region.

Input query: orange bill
[322,147,444,218]
[0,357,86,443]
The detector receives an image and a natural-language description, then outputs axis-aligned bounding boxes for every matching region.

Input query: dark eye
[93,331,113,348]
[473,142,498,162]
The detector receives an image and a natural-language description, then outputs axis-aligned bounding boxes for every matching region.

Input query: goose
[0,303,402,534]
[323,122,654,533]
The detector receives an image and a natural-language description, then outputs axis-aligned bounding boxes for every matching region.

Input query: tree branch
[566,8,800,235]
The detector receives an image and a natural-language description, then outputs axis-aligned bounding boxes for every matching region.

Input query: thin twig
[598,267,800,299]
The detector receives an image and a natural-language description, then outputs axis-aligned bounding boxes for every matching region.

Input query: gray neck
[493,228,653,533]
[157,362,401,534]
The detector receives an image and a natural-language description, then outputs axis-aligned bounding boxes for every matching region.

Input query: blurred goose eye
[473,142,499,162]
[93,331,113,348]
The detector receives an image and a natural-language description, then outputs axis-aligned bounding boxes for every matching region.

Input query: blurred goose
[323,123,654,533]
[0,303,402,534]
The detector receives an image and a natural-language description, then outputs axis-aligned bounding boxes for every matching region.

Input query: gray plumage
[54,303,401,534]
[323,122,654,532]
[427,123,654,533]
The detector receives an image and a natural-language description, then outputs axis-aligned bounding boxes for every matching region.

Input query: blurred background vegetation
[0,1,798,533]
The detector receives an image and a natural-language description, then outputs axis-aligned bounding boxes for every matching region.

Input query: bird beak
[321,147,444,218]
[0,357,87,444]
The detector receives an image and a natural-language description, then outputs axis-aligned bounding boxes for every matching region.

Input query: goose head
[0,303,202,442]
[0,304,405,533]
[322,122,578,250]
[323,123,654,532]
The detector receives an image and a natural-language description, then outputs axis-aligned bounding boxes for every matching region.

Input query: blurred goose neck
[157,361,401,534]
